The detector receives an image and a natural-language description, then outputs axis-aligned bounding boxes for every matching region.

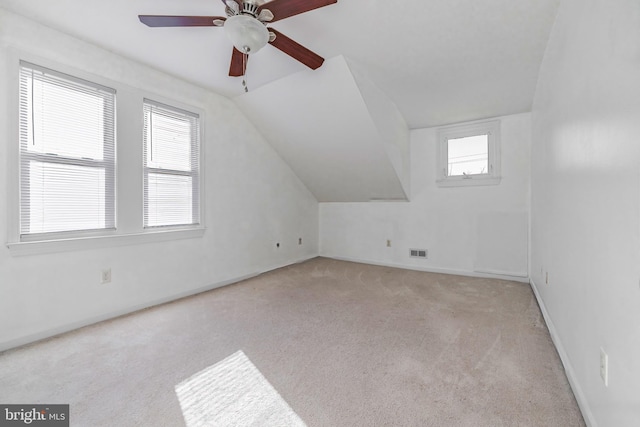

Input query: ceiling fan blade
[221,0,241,15]
[139,15,226,27]
[259,0,337,23]
[229,47,248,77]
[268,28,324,70]
[221,0,242,8]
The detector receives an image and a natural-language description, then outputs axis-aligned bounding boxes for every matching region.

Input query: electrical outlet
[600,347,609,387]
[298,237,302,245]
[101,268,111,284]
[386,239,391,247]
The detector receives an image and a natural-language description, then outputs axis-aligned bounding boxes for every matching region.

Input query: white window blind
[143,100,200,228]
[18,62,116,238]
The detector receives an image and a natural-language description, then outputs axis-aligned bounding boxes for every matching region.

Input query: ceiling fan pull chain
[242,51,249,92]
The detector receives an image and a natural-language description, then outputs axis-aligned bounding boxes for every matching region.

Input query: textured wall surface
[320,113,531,280]
[0,9,318,351]
[530,0,640,425]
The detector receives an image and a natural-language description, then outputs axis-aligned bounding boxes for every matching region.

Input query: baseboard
[0,254,318,354]
[324,255,530,283]
[529,278,596,427]
[473,268,528,279]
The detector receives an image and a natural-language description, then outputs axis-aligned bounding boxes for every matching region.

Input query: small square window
[447,134,488,176]
[436,120,501,187]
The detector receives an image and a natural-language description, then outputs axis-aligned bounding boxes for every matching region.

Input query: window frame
[436,120,501,187]
[17,61,117,241]
[142,98,202,230]
[6,51,205,256]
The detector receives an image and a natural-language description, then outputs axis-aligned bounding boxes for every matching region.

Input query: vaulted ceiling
[0,0,559,129]
[0,0,560,201]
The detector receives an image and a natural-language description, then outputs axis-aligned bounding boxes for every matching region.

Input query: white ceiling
[0,0,560,129]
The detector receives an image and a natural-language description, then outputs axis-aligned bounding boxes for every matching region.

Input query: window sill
[7,227,206,256]
[436,176,501,188]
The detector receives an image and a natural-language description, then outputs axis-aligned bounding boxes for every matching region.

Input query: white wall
[346,57,411,197]
[530,0,640,425]
[320,113,530,280]
[234,56,408,203]
[0,9,318,351]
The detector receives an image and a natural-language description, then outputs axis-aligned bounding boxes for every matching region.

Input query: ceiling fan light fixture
[224,15,269,54]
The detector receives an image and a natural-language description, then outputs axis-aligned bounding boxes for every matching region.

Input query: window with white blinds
[18,62,116,238]
[143,100,200,228]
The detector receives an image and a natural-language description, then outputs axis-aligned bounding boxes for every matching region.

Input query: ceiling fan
[139,0,337,79]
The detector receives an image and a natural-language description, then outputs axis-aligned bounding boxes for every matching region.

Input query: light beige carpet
[0,258,585,426]
[175,350,305,427]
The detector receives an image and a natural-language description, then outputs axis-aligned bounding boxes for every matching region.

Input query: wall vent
[410,249,428,258]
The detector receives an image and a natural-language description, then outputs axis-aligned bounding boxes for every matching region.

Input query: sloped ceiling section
[234,55,409,203]
[345,58,411,197]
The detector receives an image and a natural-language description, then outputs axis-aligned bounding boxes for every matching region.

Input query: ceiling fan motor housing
[242,2,260,17]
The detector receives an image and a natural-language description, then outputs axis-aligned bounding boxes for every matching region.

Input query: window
[10,58,205,255]
[436,120,501,187]
[18,61,116,238]
[143,100,201,228]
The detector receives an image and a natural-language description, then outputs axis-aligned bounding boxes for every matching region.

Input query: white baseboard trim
[0,254,318,353]
[323,255,530,283]
[529,278,596,427]
[473,268,528,279]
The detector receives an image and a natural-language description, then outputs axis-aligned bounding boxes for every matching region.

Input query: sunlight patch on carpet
[175,350,306,427]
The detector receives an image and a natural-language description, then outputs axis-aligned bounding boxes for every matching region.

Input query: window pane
[447,134,488,176]
[25,162,106,234]
[146,173,193,227]
[27,78,106,160]
[145,107,194,171]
